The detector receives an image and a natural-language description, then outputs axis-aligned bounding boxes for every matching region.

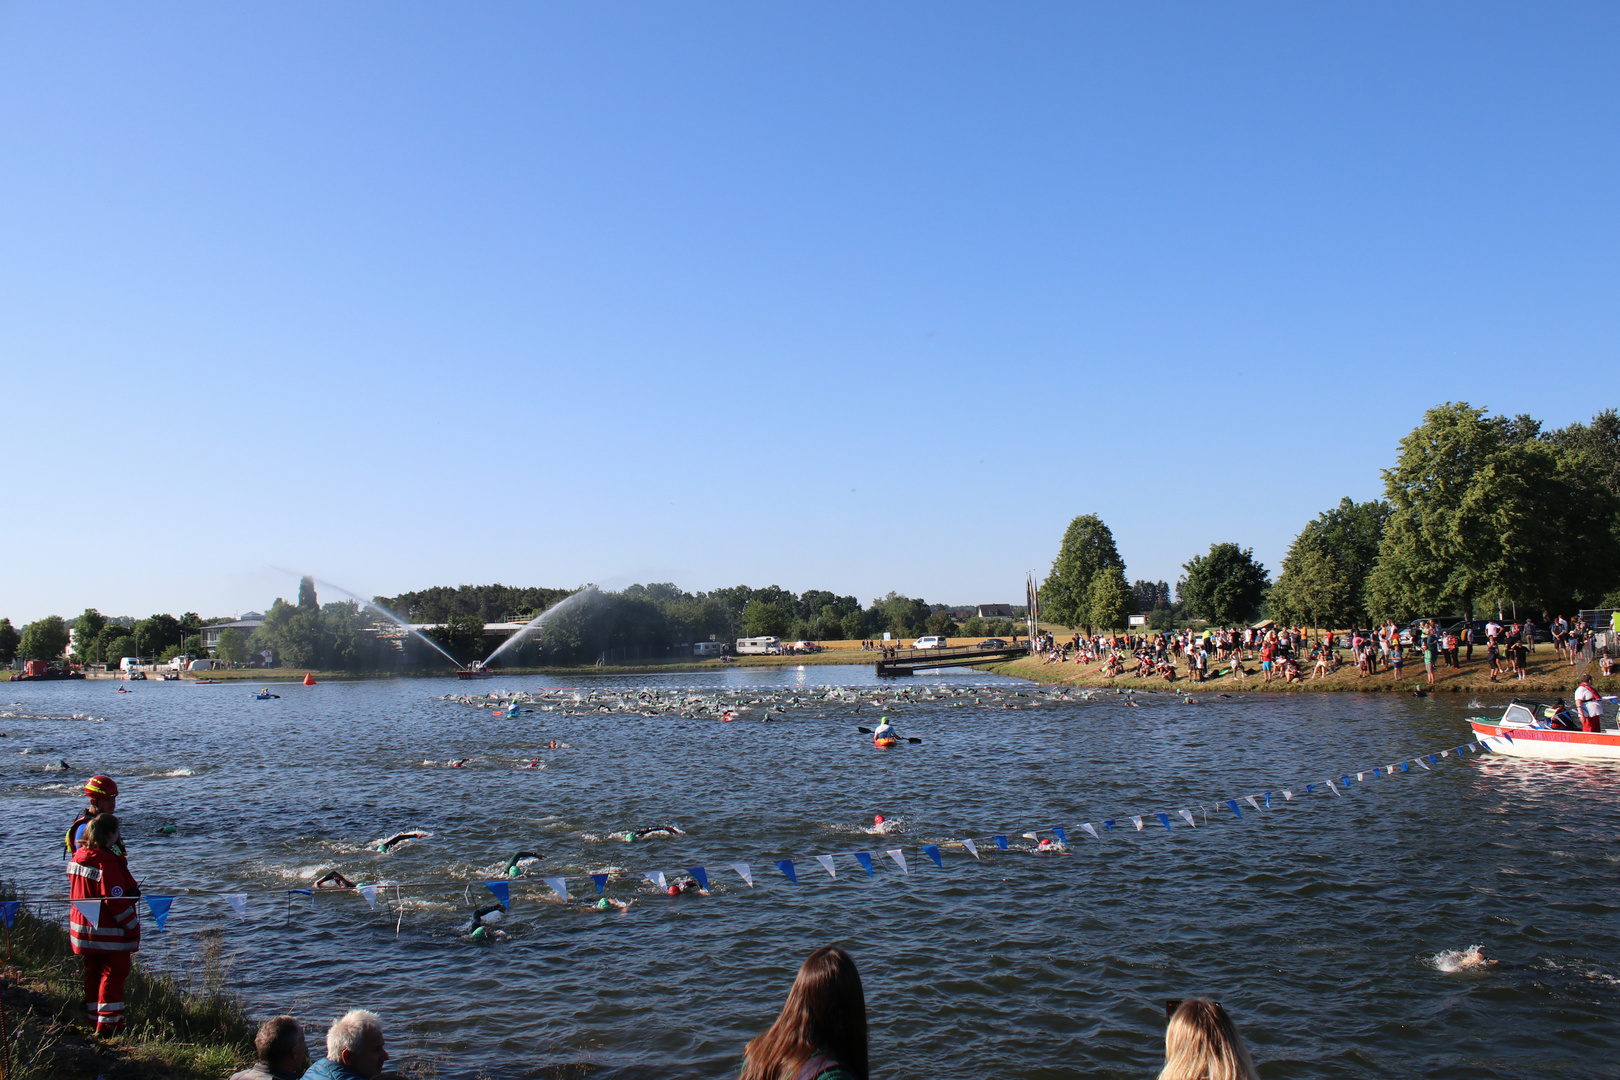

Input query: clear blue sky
[3,3,1616,623]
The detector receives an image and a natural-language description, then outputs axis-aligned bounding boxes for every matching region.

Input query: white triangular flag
[1245,796,1262,812]
[544,877,569,902]
[71,899,102,924]
[815,855,837,879]
[1386,765,1396,775]
[645,871,667,891]
[357,885,378,910]
[223,894,247,918]
[1131,816,1144,831]
[1415,758,1431,771]
[1178,809,1196,827]
[1079,822,1098,839]
[1281,790,1294,801]
[1356,772,1366,782]
[729,862,753,887]
[1326,779,1341,796]
[886,849,908,874]
[961,838,979,859]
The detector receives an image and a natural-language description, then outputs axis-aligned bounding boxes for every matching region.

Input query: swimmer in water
[376,831,430,852]
[594,897,630,912]
[448,759,470,768]
[313,870,356,890]
[505,850,544,877]
[613,825,686,842]
[665,877,708,897]
[468,903,508,940]
[869,814,897,835]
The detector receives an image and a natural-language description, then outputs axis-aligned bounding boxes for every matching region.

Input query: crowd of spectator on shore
[227,947,1263,1080]
[1032,612,1611,688]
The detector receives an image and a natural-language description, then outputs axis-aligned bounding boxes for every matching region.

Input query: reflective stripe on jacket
[68,848,141,953]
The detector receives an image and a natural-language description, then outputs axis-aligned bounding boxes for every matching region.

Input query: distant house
[203,612,265,651]
[977,604,1014,619]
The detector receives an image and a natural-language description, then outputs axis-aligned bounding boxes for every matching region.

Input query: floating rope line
[7,732,1515,929]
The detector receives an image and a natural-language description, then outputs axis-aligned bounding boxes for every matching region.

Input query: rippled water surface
[3,670,1617,1078]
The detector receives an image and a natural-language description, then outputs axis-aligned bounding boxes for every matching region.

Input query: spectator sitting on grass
[230,1016,309,1080]
[304,1010,392,1080]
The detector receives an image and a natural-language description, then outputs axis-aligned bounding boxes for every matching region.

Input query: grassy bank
[0,886,252,1080]
[983,646,1619,697]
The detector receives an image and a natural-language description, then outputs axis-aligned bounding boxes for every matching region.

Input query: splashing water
[307,576,467,670]
[1430,945,1494,972]
[481,587,598,667]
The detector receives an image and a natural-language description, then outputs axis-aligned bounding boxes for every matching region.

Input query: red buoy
[303,672,316,686]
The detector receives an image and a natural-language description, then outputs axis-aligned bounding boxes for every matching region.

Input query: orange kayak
[874,737,899,748]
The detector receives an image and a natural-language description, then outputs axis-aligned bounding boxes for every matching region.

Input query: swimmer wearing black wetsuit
[376,831,429,852]
[313,870,355,890]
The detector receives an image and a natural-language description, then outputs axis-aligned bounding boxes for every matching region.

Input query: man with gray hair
[302,1009,390,1080]
[229,1016,309,1080]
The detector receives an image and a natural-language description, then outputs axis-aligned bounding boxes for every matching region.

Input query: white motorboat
[1467,699,1620,761]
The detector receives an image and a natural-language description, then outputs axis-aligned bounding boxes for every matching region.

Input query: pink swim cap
[667,885,679,896]
[874,814,885,825]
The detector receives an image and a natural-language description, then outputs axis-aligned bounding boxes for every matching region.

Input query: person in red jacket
[68,813,141,1036]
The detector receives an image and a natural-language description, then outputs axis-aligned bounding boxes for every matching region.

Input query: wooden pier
[874,643,1028,676]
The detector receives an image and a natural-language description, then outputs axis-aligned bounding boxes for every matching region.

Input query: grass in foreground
[1,884,252,1080]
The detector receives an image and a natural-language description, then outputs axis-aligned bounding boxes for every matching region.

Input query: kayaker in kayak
[872,717,899,744]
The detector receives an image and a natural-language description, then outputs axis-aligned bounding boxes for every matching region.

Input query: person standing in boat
[1574,677,1604,733]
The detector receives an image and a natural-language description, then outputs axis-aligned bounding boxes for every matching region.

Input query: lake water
[3,669,1617,1079]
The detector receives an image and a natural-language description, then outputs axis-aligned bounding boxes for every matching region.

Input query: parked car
[977,638,1008,649]
[912,635,950,650]
[789,641,823,653]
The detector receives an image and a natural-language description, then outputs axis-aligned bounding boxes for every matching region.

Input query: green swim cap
[508,865,521,877]
[160,825,177,835]
[471,926,488,941]
[596,898,610,910]
[624,833,634,842]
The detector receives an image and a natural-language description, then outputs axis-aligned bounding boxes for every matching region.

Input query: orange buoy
[303,672,316,686]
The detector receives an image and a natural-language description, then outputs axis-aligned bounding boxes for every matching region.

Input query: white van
[735,637,783,655]
[692,642,725,658]
[118,657,142,672]
[912,636,950,650]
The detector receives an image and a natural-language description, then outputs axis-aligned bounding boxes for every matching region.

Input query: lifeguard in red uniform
[68,814,141,1035]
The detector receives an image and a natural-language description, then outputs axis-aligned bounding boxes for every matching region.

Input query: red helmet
[874,814,885,825]
[84,775,119,800]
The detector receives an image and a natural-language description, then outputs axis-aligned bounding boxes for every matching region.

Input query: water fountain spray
[287,573,468,670]
[480,586,600,668]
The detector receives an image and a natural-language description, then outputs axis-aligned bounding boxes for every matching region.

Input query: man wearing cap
[64,775,124,858]
[1574,677,1604,733]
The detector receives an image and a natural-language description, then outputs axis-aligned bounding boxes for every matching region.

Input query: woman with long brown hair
[1159,999,1259,1080]
[739,946,868,1080]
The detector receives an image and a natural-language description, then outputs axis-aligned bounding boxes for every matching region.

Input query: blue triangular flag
[485,880,511,911]
[687,866,709,891]
[922,844,943,868]
[1052,826,1068,845]
[590,873,609,895]
[1341,775,1352,787]
[993,834,1008,851]
[1263,792,1271,808]
[145,895,173,931]
[775,859,797,884]
[1103,819,1116,831]
[1400,762,1409,772]
[853,852,873,877]
[1155,812,1171,830]
[1427,755,1438,765]
[1306,783,1316,793]
[0,900,19,928]
[1225,799,1242,818]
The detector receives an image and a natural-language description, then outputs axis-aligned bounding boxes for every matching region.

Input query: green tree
[923,610,960,636]
[106,634,137,663]
[73,609,107,661]
[1087,565,1135,630]
[134,614,183,656]
[742,600,791,638]
[960,616,987,637]
[20,616,71,661]
[1043,515,1124,628]
[1549,408,1620,498]
[427,614,487,664]
[1271,547,1351,633]
[1366,403,1618,620]
[1180,544,1269,626]
[840,611,866,641]
[1271,498,1387,628]
[0,618,19,664]
[298,576,319,611]
[215,628,248,665]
